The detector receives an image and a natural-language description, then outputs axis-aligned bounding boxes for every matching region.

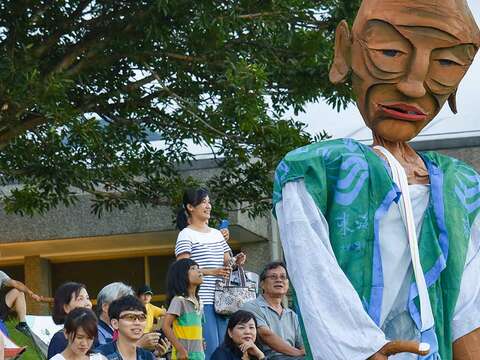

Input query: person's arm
[177,253,229,276]
[136,332,160,350]
[175,233,192,261]
[240,301,302,356]
[220,228,230,242]
[257,326,304,356]
[452,214,480,358]
[162,313,188,360]
[201,267,231,277]
[176,252,190,260]
[176,233,229,276]
[223,251,231,266]
[154,338,171,358]
[4,278,42,302]
[276,180,387,359]
[223,251,246,267]
[453,328,480,359]
[0,333,4,360]
[221,231,246,267]
[293,313,305,351]
[240,340,265,360]
[151,304,166,318]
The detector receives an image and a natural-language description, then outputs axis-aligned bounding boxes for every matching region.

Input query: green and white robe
[273,139,480,360]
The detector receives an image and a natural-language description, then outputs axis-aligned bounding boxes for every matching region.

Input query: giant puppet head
[329,0,480,142]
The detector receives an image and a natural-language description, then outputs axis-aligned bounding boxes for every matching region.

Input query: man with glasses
[96,295,155,360]
[241,262,305,360]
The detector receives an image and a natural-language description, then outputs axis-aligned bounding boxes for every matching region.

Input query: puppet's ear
[448,90,458,114]
[329,20,352,84]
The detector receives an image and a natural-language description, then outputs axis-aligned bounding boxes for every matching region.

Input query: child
[163,258,205,360]
[50,307,103,360]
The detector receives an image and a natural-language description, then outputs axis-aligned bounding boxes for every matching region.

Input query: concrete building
[0,158,280,314]
[1,136,480,314]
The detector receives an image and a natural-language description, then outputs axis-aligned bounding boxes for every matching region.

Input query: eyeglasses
[119,313,147,322]
[264,275,288,281]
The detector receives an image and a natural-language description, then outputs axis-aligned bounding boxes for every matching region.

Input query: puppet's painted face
[330,0,479,142]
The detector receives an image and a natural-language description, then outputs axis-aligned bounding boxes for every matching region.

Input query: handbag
[214,262,256,316]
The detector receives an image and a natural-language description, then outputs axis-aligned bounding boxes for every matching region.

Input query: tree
[0,0,360,218]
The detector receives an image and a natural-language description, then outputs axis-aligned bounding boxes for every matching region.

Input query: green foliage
[0,0,358,218]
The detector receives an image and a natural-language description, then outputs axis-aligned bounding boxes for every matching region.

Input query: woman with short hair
[48,282,93,359]
[211,310,265,360]
[50,307,104,360]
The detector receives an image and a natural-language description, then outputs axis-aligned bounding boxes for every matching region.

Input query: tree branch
[237,12,281,20]
[54,9,149,77]
[224,197,270,212]
[33,0,93,58]
[146,65,230,139]
[164,52,203,62]
[50,28,105,74]
[0,113,48,149]
[126,74,156,91]
[80,184,171,207]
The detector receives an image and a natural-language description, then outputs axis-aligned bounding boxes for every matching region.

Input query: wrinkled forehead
[353,0,480,46]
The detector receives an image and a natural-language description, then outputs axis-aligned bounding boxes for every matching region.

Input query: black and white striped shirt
[175,227,231,304]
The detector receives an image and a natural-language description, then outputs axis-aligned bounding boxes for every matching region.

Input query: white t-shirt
[175,227,231,304]
[50,353,105,360]
[0,271,11,288]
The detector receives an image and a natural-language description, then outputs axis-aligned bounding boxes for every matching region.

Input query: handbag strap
[237,265,247,287]
[225,251,247,286]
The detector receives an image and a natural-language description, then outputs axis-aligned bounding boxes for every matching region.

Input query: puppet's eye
[382,50,401,57]
[438,59,459,66]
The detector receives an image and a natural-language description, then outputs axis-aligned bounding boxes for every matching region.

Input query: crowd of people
[0,187,305,360]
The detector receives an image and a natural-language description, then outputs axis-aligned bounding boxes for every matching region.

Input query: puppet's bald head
[352,0,480,46]
[329,0,480,142]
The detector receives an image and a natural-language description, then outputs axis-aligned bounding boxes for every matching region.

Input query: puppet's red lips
[379,103,427,121]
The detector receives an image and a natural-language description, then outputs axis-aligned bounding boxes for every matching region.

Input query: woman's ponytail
[176,207,189,230]
[176,187,210,230]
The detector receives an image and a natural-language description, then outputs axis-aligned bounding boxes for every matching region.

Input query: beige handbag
[214,264,256,316]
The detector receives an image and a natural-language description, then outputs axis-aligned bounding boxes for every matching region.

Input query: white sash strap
[374,146,434,332]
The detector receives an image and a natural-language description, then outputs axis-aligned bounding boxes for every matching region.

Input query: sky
[296,0,480,143]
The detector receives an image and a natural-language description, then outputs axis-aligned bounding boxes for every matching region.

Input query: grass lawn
[5,319,43,360]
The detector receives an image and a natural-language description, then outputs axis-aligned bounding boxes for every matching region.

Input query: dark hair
[224,310,259,352]
[64,307,98,342]
[259,261,287,282]
[52,282,87,325]
[108,295,146,321]
[176,188,209,230]
[166,258,200,305]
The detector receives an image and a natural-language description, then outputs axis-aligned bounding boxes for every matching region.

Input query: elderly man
[95,282,161,352]
[241,262,304,360]
[274,0,480,359]
[96,282,135,345]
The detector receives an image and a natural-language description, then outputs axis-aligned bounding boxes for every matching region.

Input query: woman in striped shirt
[175,188,246,359]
